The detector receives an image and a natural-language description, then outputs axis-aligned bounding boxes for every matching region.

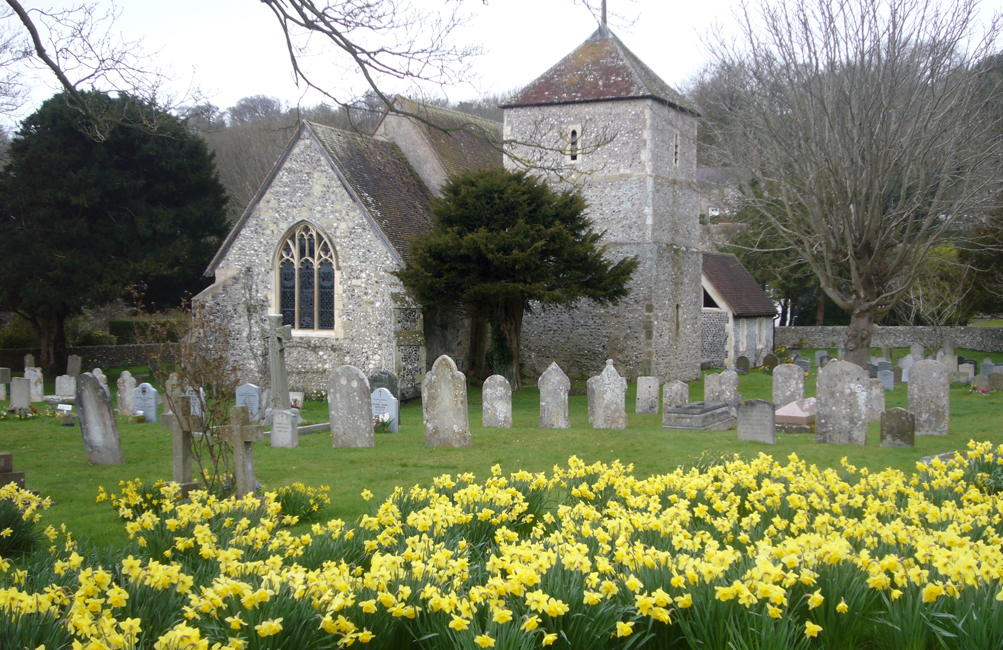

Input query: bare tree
[704,0,1003,367]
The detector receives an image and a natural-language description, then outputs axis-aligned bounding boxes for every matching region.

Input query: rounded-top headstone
[907,359,949,436]
[422,355,470,447]
[368,370,400,401]
[538,362,570,429]
[763,353,779,371]
[815,360,868,445]
[328,365,374,448]
[482,375,513,428]
[735,356,751,373]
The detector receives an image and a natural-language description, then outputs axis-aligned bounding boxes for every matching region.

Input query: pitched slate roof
[702,252,777,317]
[386,98,503,178]
[503,26,697,115]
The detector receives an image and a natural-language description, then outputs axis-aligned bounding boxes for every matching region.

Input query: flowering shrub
[3,442,1003,649]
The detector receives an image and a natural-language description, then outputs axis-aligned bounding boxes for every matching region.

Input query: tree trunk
[495,299,525,391]
[38,310,68,376]
[844,308,875,369]
[815,292,826,326]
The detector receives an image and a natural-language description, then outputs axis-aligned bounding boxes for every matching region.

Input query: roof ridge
[394,97,502,129]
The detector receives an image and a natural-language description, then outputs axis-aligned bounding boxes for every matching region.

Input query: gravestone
[422,355,470,447]
[66,355,82,378]
[866,363,878,379]
[227,405,265,498]
[262,314,292,413]
[814,350,828,366]
[75,373,125,465]
[908,360,949,436]
[980,361,996,377]
[763,354,779,371]
[877,369,894,392]
[898,354,915,369]
[184,387,206,421]
[24,367,43,402]
[662,401,735,430]
[635,377,660,414]
[538,362,570,429]
[735,356,750,373]
[737,399,775,444]
[662,380,689,411]
[0,453,26,489]
[989,373,1003,392]
[482,375,513,428]
[236,384,263,422]
[0,367,9,402]
[58,404,76,427]
[942,339,955,356]
[972,374,990,391]
[881,408,915,448]
[55,375,76,397]
[816,360,868,445]
[772,364,804,409]
[939,352,958,374]
[893,367,903,384]
[718,369,742,406]
[270,408,300,448]
[23,354,34,369]
[794,358,810,375]
[162,396,198,494]
[881,345,893,361]
[371,387,399,433]
[10,377,30,410]
[367,370,399,400]
[117,371,137,416]
[819,354,831,368]
[775,397,816,433]
[837,345,845,360]
[328,365,374,448]
[91,368,107,386]
[134,383,159,422]
[867,378,885,423]
[704,373,722,402]
[877,361,892,374]
[586,375,598,425]
[911,344,925,359]
[589,360,627,429]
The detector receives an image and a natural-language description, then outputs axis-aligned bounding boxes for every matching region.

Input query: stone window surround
[565,123,582,164]
[273,220,345,339]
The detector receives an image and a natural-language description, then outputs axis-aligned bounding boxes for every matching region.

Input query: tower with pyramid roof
[502,22,702,382]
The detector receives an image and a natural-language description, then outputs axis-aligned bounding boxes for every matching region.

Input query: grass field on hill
[1,347,1001,549]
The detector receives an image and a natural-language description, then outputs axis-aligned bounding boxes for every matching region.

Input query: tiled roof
[503,27,697,114]
[309,122,433,261]
[702,252,776,317]
[389,98,503,178]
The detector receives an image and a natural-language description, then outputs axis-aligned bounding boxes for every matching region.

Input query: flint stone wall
[776,326,1003,352]
[0,345,176,373]
[701,311,729,369]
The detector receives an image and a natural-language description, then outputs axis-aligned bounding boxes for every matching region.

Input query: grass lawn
[2,347,1002,550]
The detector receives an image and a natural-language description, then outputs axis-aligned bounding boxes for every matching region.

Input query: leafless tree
[704,0,1003,367]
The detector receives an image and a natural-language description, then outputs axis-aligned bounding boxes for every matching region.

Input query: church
[198,22,705,399]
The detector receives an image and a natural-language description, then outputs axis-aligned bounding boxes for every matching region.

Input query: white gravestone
[236,383,263,422]
[737,399,776,444]
[271,408,300,448]
[482,375,512,428]
[10,377,30,410]
[185,387,206,421]
[589,360,627,430]
[117,371,137,416]
[24,367,43,403]
[371,387,399,433]
[867,378,886,423]
[635,377,660,414]
[0,367,9,402]
[134,383,159,422]
[328,365,374,448]
[91,368,107,386]
[816,360,868,445]
[55,375,76,397]
[422,355,470,447]
[877,369,894,392]
[538,362,570,429]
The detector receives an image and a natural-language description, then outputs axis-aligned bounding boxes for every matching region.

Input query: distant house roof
[502,26,697,115]
[702,252,776,317]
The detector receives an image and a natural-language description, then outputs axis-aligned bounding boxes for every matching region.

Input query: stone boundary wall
[775,326,1003,352]
[0,344,175,372]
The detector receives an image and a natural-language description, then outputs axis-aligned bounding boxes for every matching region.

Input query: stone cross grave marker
[91,368,107,387]
[737,399,775,444]
[589,360,627,429]
[329,365,374,448]
[368,370,399,400]
[538,362,570,429]
[55,375,76,397]
[134,383,159,422]
[161,373,183,427]
[422,355,470,447]
[23,354,34,369]
[735,356,751,373]
[270,408,299,448]
[482,375,512,428]
[867,378,885,423]
[66,355,82,378]
[226,405,265,498]
[662,380,689,411]
[235,384,263,422]
[772,364,804,409]
[162,396,199,494]
[877,369,894,392]
[763,353,779,371]
[371,387,399,434]
[635,376,659,414]
[24,367,43,402]
[261,314,292,413]
[117,371,137,416]
[10,377,29,410]
[989,373,1003,392]
[908,360,949,436]
[0,367,9,402]
[881,408,915,448]
[816,360,868,445]
[76,373,125,465]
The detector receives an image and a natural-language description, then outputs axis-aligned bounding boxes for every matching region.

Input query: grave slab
[662,402,736,430]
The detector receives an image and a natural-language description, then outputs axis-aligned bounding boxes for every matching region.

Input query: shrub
[0,313,39,348]
[73,329,117,346]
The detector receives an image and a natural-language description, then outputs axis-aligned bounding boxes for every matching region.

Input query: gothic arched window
[276,223,339,332]
[569,129,579,161]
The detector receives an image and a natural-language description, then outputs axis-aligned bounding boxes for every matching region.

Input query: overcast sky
[18,0,1003,118]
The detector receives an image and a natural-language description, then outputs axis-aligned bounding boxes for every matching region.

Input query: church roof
[702,252,776,318]
[502,27,697,115]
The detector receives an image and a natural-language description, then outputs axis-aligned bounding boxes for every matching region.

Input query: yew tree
[395,169,637,389]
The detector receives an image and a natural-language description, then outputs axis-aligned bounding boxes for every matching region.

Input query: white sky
[16,0,1003,118]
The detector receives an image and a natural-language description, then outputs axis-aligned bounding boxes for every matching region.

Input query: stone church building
[199,24,710,397]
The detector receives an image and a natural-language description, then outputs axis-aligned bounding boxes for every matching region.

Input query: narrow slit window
[673,133,679,166]
[570,129,579,161]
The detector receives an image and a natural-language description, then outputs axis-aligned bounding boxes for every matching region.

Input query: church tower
[502,19,702,382]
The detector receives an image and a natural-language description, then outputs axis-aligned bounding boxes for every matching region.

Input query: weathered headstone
[635,377,660,414]
[718,369,742,406]
[961,360,976,377]
[261,314,292,413]
[23,354,34,369]
[538,362,570,429]
[24,367,43,403]
[772,364,804,409]
[589,360,627,429]
[236,383,263,422]
[866,363,878,379]
[134,383,159,422]
[910,344,925,359]
[737,399,775,444]
[0,367,9,402]
[65,355,82,378]
[662,380,689,410]
[75,373,125,465]
[880,408,915,448]
[55,375,76,397]
[819,354,831,368]
[881,345,893,361]
[908,360,949,436]
[422,355,470,447]
[270,408,300,448]
[586,375,598,425]
[9,377,29,410]
[662,401,735,430]
[0,452,26,489]
[837,345,846,360]
[371,387,399,433]
[116,371,137,416]
[877,369,894,392]
[816,360,868,445]
[893,366,903,384]
[704,373,722,402]
[775,397,816,433]
[877,361,892,374]
[763,353,779,371]
[794,358,810,375]
[980,361,996,377]
[226,405,265,498]
[938,352,958,374]
[328,365,374,448]
[91,368,107,386]
[482,375,512,428]
[972,374,990,391]
[867,378,886,423]
[367,370,399,400]
[989,373,1003,392]
[814,350,828,366]
[735,356,751,373]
